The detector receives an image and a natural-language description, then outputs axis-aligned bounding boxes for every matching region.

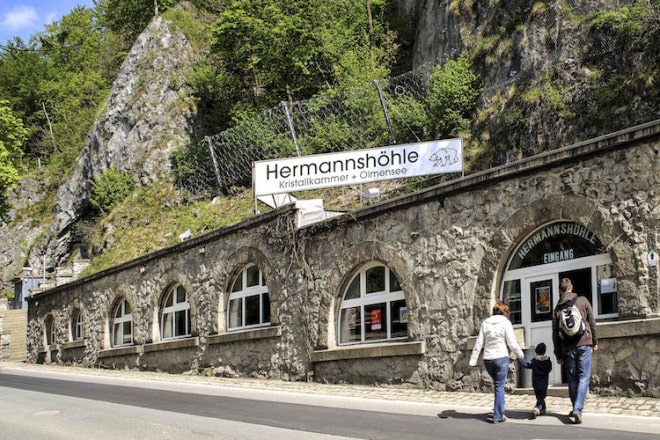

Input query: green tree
[0,6,116,171]
[90,167,136,214]
[39,7,113,167]
[426,52,481,138]
[96,0,175,48]
[0,39,53,158]
[208,0,398,119]
[0,101,27,218]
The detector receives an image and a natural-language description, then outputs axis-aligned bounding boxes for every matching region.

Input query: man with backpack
[552,278,599,424]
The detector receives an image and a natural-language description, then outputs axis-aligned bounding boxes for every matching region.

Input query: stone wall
[26,121,660,395]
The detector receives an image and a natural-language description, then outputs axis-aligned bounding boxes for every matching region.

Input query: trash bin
[521,347,535,388]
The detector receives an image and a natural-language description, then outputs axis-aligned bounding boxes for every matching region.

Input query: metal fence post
[283,101,301,157]
[374,79,395,144]
[206,136,224,192]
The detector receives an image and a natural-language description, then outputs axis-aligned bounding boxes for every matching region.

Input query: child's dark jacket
[519,355,553,391]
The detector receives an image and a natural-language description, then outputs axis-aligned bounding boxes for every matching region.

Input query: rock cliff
[1,16,197,288]
[399,0,658,161]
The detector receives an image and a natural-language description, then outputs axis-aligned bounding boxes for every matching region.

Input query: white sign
[253,138,463,197]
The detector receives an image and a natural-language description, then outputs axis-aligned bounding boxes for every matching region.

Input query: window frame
[45,315,56,346]
[71,309,84,341]
[227,264,270,331]
[338,262,407,345]
[161,284,191,340]
[112,299,134,347]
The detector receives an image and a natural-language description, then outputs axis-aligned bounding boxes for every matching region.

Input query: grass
[80,182,256,276]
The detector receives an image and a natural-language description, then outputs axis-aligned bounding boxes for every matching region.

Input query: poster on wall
[535,286,551,314]
[371,309,382,330]
[400,306,408,323]
[346,307,357,330]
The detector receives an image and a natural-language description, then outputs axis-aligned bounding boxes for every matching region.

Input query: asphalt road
[0,368,658,440]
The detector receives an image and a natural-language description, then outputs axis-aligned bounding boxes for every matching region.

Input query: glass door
[523,275,563,385]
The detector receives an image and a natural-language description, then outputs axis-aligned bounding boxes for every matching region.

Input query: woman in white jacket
[469,301,524,423]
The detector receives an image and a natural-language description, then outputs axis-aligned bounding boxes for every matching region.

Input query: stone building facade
[27,120,660,396]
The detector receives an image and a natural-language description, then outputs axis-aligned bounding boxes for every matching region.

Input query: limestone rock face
[396,0,657,160]
[32,16,197,271]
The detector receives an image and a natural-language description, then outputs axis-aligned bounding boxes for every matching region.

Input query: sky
[0,1,96,44]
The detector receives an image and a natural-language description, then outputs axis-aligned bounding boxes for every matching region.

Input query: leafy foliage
[0,6,117,174]
[426,53,481,138]
[96,0,175,49]
[205,0,397,129]
[0,101,27,218]
[90,168,136,215]
[588,2,659,56]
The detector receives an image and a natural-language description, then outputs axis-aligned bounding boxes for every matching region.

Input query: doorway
[522,275,561,384]
[500,221,616,386]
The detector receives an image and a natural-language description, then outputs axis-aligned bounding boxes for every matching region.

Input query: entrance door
[523,275,562,384]
[501,221,617,386]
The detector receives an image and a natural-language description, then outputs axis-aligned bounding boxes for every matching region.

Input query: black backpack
[558,298,586,342]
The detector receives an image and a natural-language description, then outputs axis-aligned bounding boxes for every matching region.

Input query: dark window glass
[262,293,271,323]
[366,266,385,294]
[176,286,186,303]
[530,279,553,323]
[509,222,606,270]
[344,276,360,300]
[245,294,260,326]
[231,276,243,292]
[390,299,408,338]
[246,266,260,287]
[164,291,173,307]
[502,280,522,325]
[122,322,132,344]
[175,310,188,336]
[390,271,402,291]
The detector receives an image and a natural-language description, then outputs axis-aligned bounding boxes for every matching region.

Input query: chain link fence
[176,62,440,204]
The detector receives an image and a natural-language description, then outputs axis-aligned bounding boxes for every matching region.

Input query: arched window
[45,315,56,346]
[228,264,270,330]
[338,263,407,345]
[161,284,191,339]
[112,300,133,346]
[71,308,84,341]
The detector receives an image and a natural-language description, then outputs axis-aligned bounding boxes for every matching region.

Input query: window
[597,264,617,316]
[71,309,84,341]
[228,265,270,330]
[112,300,133,346]
[501,280,522,325]
[45,315,56,346]
[339,263,407,345]
[161,284,191,339]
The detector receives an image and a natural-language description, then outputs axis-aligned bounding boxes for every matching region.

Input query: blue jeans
[484,357,509,420]
[562,345,592,415]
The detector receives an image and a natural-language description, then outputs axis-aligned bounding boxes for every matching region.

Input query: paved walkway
[1,361,658,419]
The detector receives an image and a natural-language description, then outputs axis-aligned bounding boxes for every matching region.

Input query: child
[519,342,553,418]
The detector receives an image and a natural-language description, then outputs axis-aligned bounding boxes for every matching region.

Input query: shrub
[90,167,135,214]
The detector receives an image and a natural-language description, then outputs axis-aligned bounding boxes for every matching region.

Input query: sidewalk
[1,361,658,420]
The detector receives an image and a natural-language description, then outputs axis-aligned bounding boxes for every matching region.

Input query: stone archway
[476,194,637,322]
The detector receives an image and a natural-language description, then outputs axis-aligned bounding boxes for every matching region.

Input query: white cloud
[1,6,39,31]
[45,11,58,25]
